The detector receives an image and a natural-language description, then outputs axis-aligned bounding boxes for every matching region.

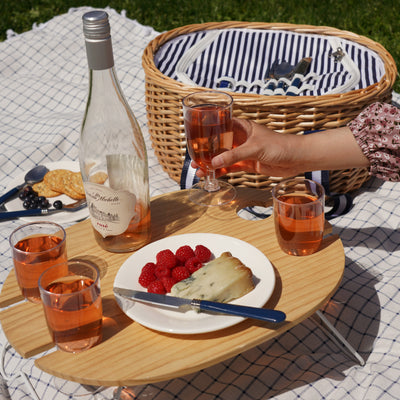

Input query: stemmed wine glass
[182,90,236,206]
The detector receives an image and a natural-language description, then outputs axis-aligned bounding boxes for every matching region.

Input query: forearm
[210,119,370,178]
[295,126,370,172]
[209,103,400,181]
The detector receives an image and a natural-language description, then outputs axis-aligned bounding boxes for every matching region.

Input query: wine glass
[182,91,237,206]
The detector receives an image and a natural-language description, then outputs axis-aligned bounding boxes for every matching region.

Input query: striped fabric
[155,29,385,95]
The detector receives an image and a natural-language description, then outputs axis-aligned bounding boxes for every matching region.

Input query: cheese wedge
[171,252,254,302]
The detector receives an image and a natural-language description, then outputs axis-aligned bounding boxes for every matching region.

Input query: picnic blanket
[0,6,400,400]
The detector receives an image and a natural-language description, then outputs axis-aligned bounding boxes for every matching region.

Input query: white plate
[5,161,89,224]
[114,233,276,334]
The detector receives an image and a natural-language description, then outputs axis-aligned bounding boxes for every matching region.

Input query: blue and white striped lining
[155,29,385,95]
[305,170,353,220]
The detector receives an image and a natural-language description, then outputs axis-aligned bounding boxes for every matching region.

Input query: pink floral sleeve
[348,102,400,181]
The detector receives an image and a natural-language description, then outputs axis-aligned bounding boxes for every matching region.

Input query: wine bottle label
[84,182,137,238]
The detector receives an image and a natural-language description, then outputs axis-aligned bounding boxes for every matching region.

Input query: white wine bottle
[80,10,151,253]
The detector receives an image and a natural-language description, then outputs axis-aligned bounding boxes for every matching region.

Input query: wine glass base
[188,180,236,207]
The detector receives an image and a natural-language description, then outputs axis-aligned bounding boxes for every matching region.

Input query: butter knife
[114,287,286,323]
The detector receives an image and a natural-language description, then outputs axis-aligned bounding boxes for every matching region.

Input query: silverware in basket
[265,57,312,94]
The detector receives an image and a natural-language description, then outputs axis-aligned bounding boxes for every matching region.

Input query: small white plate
[114,233,276,334]
[4,161,89,224]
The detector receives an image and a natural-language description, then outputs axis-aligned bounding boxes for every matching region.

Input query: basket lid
[154,28,386,96]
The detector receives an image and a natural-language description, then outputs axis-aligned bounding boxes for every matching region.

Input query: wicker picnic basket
[142,22,397,193]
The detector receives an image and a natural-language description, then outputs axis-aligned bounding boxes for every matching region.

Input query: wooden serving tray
[0,188,344,387]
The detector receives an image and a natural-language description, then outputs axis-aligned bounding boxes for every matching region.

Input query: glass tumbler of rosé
[272,178,325,256]
[9,221,67,303]
[182,90,236,207]
[38,259,103,353]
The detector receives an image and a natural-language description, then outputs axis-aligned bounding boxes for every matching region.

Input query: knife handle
[195,300,286,323]
[0,185,23,205]
[286,74,303,96]
[0,208,44,220]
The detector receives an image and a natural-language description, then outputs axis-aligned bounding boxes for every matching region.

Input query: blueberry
[21,186,33,199]
[19,186,51,210]
[53,200,63,209]
[40,198,50,209]
[27,193,36,201]
[24,186,34,195]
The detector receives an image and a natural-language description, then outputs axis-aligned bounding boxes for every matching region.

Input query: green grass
[1,0,398,91]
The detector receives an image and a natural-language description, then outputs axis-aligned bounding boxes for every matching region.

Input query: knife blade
[0,208,61,220]
[114,287,286,323]
[286,57,312,95]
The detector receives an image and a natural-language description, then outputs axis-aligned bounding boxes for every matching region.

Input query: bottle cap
[82,11,111,41]
[82,11,114,70]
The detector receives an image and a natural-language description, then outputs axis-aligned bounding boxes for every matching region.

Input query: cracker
[89,171,108,184]
[32,181,60,198]
[69,172,85,196]
[42,169,86,200]
[62,182,86,200]
[60,171,85,200]
[44,169,73,192]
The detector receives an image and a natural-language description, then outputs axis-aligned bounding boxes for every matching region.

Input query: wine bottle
[80,10,151,253]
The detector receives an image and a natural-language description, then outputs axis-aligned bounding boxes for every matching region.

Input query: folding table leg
[310,310,365,366]
[113,386,136,399]
[113,386,124,399]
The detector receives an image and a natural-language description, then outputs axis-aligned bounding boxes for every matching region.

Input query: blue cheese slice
[170,252,255,302]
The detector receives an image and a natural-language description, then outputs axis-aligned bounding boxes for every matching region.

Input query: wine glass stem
[204,169,220,192]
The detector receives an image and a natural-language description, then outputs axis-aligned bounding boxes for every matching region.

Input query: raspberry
[171,266,191,282]
[138,270,156,288]
[141,262,156,275]
[156,249,177,269]
[154,266,171,279]
[175,245,195,264]
[185,257,203,274]
[161,276,177,293]
[194,245,212,263]
[147,280,166,294]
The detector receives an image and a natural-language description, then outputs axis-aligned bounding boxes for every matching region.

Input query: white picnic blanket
[0,6,400,400]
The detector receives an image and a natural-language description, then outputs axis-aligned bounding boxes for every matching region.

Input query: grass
[1,0,398,91]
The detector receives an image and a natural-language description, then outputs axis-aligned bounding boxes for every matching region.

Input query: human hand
[192,118,304,178]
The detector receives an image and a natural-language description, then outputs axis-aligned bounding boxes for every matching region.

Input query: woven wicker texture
[142,22,398,193]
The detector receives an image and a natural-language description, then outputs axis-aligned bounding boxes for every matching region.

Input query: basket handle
[325,37,361,94]
[175,30,221,86]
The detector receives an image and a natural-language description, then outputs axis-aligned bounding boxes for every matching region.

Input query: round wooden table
[0,187,344,387]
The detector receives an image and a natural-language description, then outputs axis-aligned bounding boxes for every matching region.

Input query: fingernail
[212,157,223,169]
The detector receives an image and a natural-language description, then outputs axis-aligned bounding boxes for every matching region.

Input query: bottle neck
[84,37,114,70]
